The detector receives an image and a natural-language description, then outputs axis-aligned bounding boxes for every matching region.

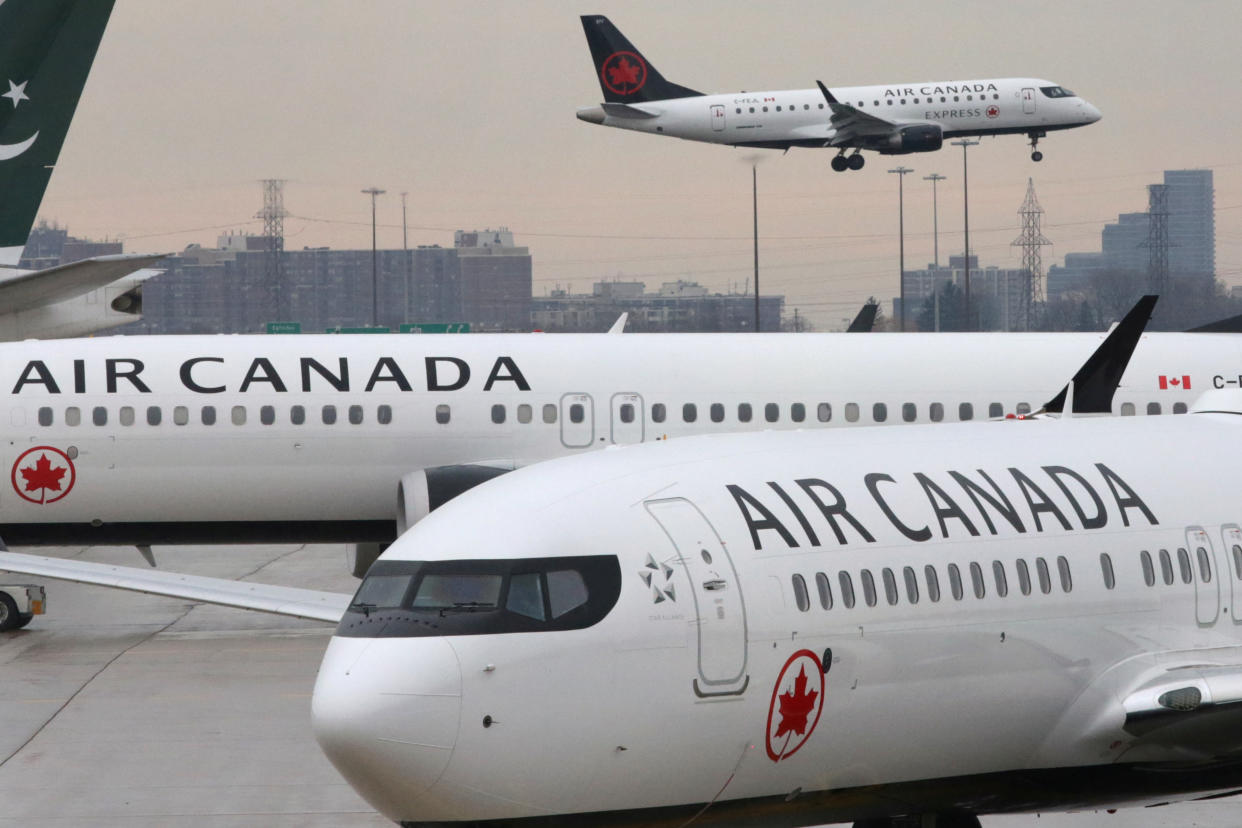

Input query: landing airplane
[0,312,1235,577]
[10,389,1242,825]
[577,15,1101,168]
[0,0,164,338]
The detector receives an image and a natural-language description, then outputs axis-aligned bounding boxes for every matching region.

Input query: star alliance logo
[2,79,29,108]
[638,553,677,603]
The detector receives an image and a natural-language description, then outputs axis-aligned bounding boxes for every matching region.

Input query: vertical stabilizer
[580,15,702,103]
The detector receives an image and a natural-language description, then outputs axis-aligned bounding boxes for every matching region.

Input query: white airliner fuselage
[0,331,1232,550]
[313,393,1242,826]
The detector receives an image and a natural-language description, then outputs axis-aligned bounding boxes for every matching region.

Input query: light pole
[949,139,978,330]
[752,164,759,332]
[923,173,946,332]
[362,187,386,327]
[888,165,914,331]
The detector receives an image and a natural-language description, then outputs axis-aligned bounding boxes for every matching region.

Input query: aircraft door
[610,393,644,445]
[1222,525,1242,625]
[645,498,749,697]
[1188,527,1221,626]
[1021,87,1036,115]
[710,104,725,132]
[559,393,594,448]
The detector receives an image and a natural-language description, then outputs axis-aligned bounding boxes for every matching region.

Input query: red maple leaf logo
[601,52,646,95]
[774,664,819,739]
[607,58,640,88]
[20,453,67,502]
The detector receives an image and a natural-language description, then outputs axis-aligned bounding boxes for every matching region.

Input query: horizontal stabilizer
[600,102,661,119]
[0,551,351,622]
[1043,295,1157,415]
[0,253,165,312]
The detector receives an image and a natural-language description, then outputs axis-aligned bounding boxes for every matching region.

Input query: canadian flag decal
[1158,375,1192,390]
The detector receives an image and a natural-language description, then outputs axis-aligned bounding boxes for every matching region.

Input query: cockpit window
[1040,86,1074,98]
[338,555,622,638]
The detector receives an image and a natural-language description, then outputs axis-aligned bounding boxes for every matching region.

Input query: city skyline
[30,1,1242,329]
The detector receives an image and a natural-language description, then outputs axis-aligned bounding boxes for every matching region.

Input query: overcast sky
[33,0,1242,329]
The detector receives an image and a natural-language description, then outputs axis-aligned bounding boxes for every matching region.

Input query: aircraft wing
[1119,664,1242,759]
[817,81,900,144]
[0,552,351,623]
[0,253,166,313]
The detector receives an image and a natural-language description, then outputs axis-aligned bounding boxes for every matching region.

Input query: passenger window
[548,569,590,618]
[147,406,161,426]
[1016,559,1031,595]
[1100,553,1116,589]
[517,404,532,424]
[492,404,506,424]
[93,406,107,426]
[902,402,917,422]
[201,406,216,426]
[378,404,393,425]
[817,402,831,422]
[37,407,52,426]
[436,404,451,425]
[120,406,135,426]
[861,569,877,607]
[1173,402,1188,414]
[506,573,545,620]
[1196,547,1212,583]
[993,560,1009,597]
[882,567,898,605]
[291,405,305,425]
[570,404,585,424]
[738,403,753,423]
[1058,555,1073,592]
[1147,402,1161,416]
[1177,548,1193,583]
[232,406,246,426]
[903,566,919,604]
[349,405,364,425]
[1120,402,1136,417]
[924,565,940,602]
[651,403,666,423]
[1016,402,1031,415]
[261,405,276,425]
[543,403,557,424]
[792,574,810,612]
[619,403,635,424]
[959,402,973,421]
[710,403,724,423]
[929,402,944,422]
[948,563,964,600]
[872,403,887,422]
[65,406,80,426]
[1036,557,1052,594]
[682,403,697,423]
[1159,548,1174,585]
[988,402,1003,418]
[969,561,986,598]
[815,572,833,609]
[320,405,335,425]
[791,402,806,423]
[845,403,859,422]
[765,403,779,423]
[839,571,856,609]
[174,406,189,426]
[1141,550,1155,587]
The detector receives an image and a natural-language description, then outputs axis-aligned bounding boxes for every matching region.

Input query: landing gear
[1028,130,1046,162]
[831,150,866,172]
[848,151,866,170]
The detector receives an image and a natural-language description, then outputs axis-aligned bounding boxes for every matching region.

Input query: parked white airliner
[0,324,1234,573]
[9,390,1242,825]
[577,15,1101,167]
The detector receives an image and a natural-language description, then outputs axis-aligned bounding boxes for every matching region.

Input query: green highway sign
[326,326,391,334]
[265,322,302,334]
[399,322,471,333]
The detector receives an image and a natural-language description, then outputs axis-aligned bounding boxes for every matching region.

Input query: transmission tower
[1010,177,1051,330]
[1143,183,1170,295]
[256,179,288,318]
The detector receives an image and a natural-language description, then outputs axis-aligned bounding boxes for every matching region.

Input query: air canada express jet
[10,390,1242,826]
[0,323,1237,577]
[577,15,1101,168]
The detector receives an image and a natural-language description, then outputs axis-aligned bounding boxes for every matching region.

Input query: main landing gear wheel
[848,152,866,170]
[831,153,849,172]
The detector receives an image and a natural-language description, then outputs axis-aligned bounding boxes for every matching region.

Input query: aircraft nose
[312,635,462,820]
[1082,101,1102,123]
[576,105,606,124]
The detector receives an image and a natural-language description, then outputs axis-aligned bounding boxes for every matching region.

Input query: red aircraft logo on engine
[765,649,825,762]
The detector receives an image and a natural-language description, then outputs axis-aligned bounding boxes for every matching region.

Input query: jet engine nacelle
[396,463,516,535]
[882,123,943,153]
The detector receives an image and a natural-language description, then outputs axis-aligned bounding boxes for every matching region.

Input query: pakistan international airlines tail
[0,0,163,338]
[577,15,1101,169]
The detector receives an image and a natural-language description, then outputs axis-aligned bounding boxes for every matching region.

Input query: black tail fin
[1043,295,1158,415]
[580,15,702,103]
[0,0,116,264]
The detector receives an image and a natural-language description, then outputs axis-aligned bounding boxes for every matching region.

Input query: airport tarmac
[2,543,1241,828]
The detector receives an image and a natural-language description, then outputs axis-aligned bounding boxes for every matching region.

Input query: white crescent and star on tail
[0,79,37,161]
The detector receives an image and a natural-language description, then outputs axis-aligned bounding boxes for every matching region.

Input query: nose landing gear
[1028,130,1046,162]
[831,150,866,172]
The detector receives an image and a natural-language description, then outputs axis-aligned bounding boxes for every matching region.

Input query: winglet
[816,81,839,105]
[846,302,877,333]
[1042,295,1158,415]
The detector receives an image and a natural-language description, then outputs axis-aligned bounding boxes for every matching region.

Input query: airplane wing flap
[0,253,166,312]
[0,552,351,623]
